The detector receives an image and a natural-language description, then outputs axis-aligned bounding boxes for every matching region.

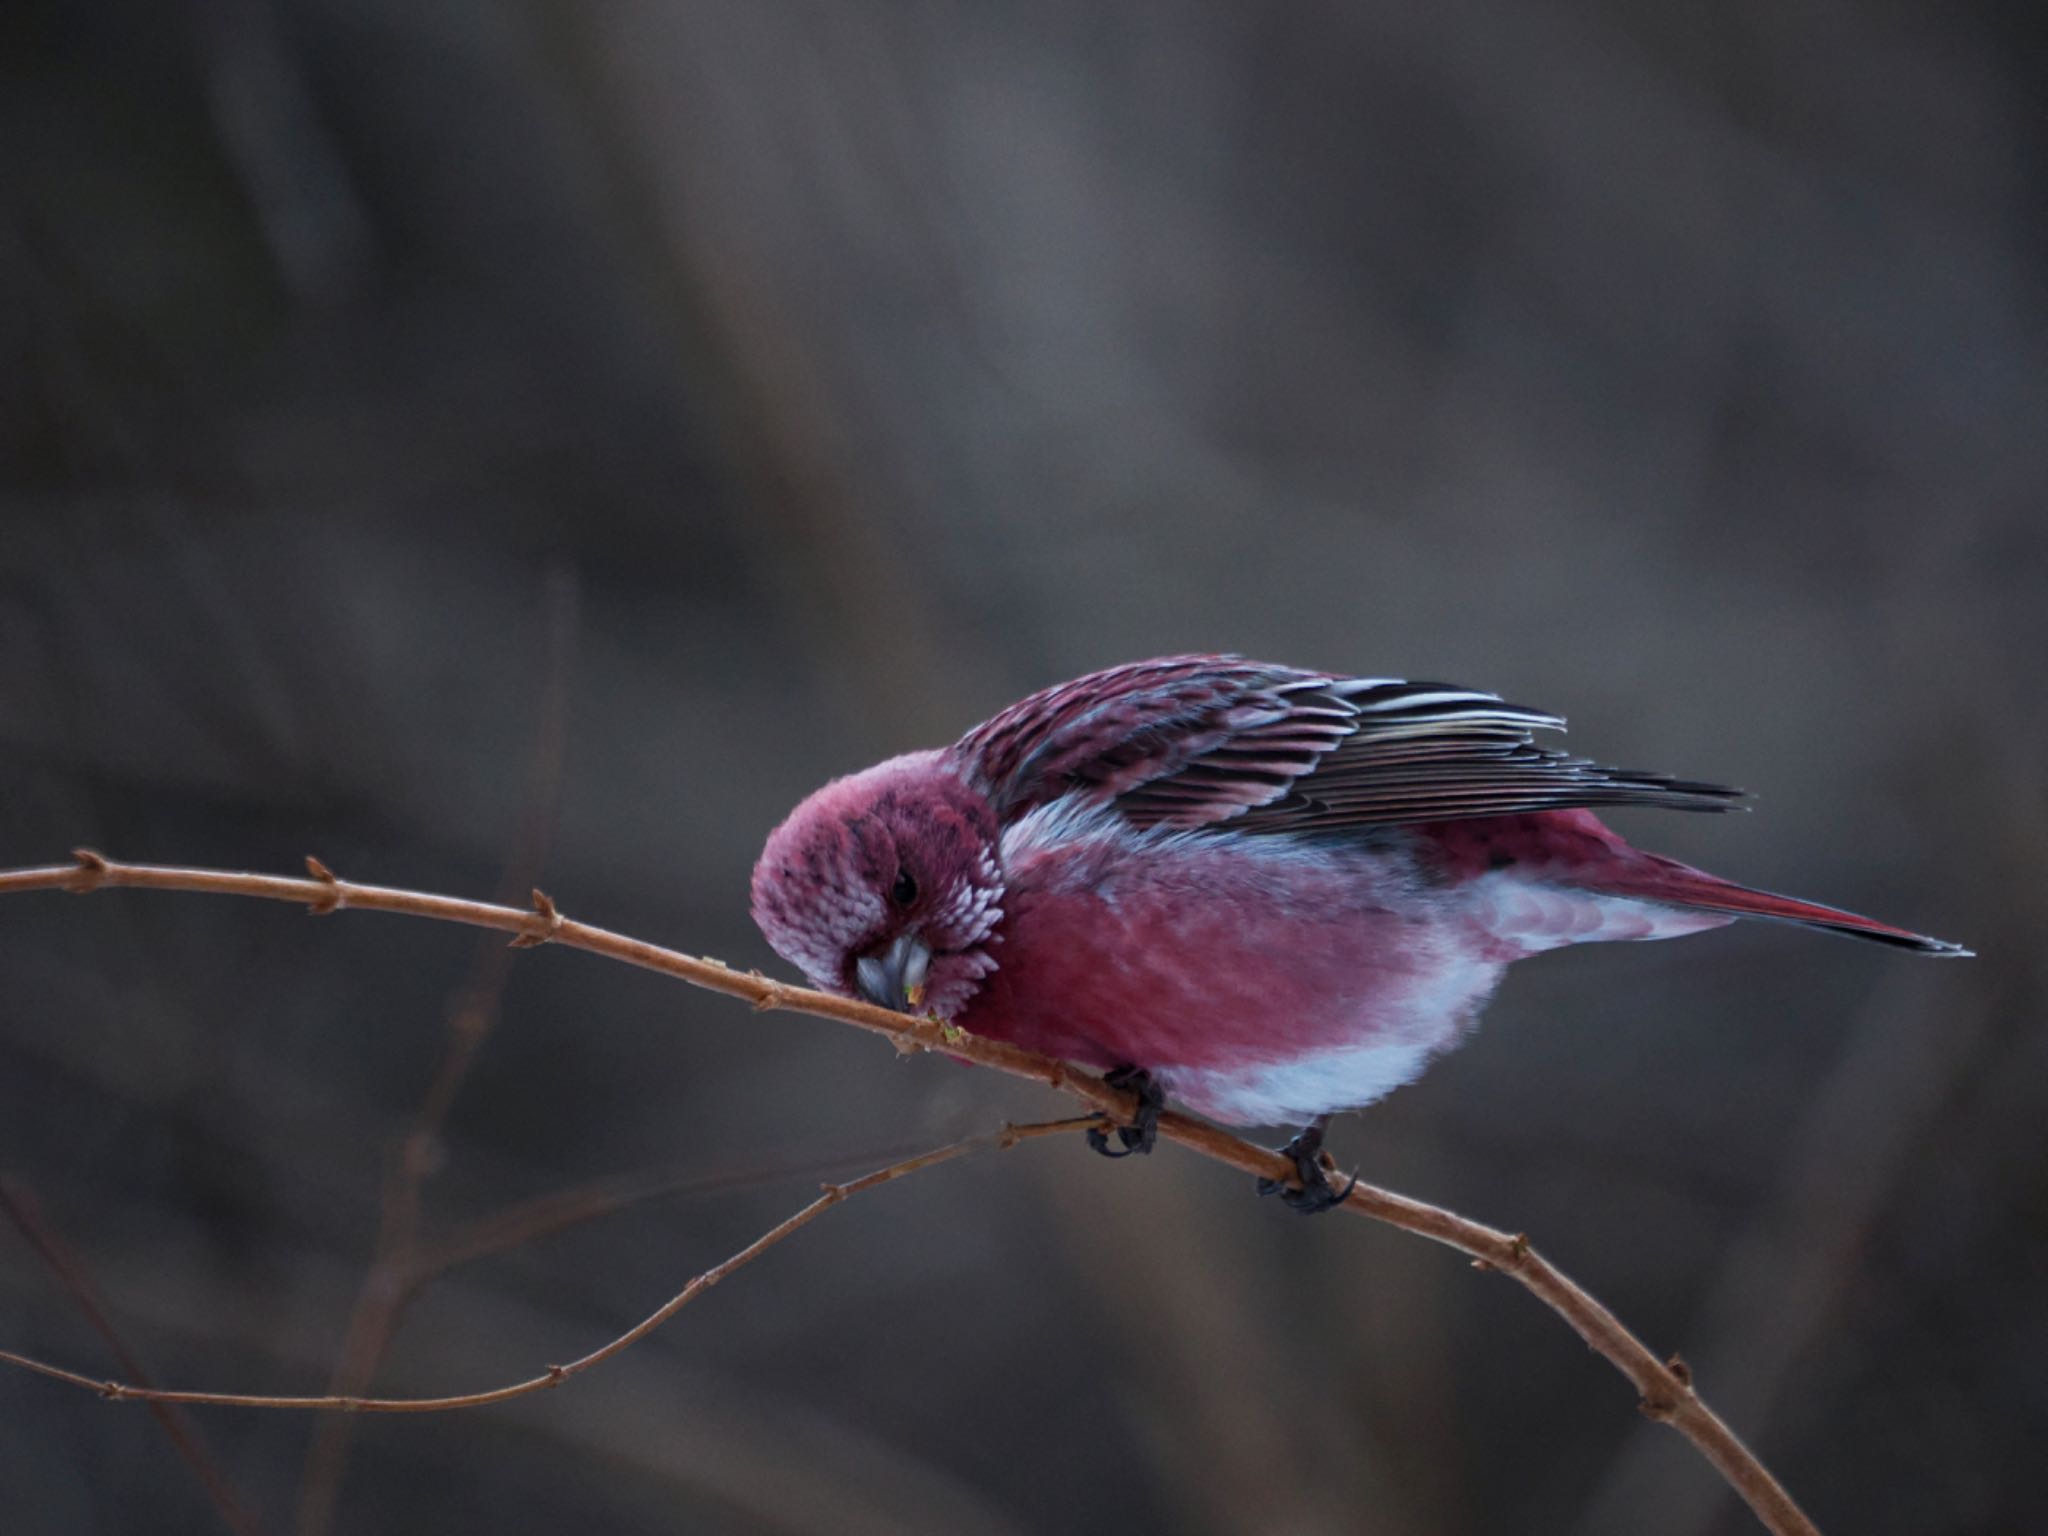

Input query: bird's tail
[1574,857,1972,956]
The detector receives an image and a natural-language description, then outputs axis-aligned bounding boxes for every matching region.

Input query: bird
[750,655,1968,1210]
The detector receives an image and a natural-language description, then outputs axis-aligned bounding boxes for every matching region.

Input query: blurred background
[1,2,2041,1532]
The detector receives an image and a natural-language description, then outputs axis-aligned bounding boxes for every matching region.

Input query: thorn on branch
[1476,1234,1531,1273]
[1666,1353,1693,1387]
[509,888,563,948]
[543,1364,568,1387]
[68,848,111,894]
[304,856,344,914]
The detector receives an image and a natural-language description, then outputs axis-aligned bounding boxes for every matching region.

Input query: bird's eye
[890,868,919,907]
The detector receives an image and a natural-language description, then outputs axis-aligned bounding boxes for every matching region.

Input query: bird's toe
[1255,1120,1357,1214]
[1087,1065,1163,1157]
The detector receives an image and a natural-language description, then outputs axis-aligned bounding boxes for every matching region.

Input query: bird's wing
[951,655,1742,833]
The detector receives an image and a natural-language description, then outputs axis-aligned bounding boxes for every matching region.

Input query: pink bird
[751,656,1967,1210]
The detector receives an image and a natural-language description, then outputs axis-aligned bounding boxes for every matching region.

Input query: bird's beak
[855,932,933,1013]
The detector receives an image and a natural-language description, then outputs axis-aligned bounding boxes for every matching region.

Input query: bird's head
[750,750,1005,1018]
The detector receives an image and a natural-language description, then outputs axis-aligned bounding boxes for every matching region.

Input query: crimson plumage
[750,656,1966,1130]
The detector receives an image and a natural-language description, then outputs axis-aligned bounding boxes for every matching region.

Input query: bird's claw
[1256,1122,1357,1214]
[1085,1065,1163,1157]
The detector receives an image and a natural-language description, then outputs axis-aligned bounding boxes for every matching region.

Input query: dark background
[2,3,2042,1533]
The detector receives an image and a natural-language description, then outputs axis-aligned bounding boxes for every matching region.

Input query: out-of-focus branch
[412,1134,970,1283]
[295,566,577,1536]
[1578,971,1983,1536]
[0,1179,265,1536]
[0,853,1820,1536]
[0,1118,1092,1414]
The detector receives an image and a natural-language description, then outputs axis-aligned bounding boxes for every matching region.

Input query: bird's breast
[958,815,1505,1124]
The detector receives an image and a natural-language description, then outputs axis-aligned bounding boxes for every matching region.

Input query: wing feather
[950,654,1743,834]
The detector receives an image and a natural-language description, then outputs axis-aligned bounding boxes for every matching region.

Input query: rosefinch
[751,657,1967,1209]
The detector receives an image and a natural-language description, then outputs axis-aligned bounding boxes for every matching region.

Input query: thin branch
[0,853,1819,1536]
[0,1118,1090,1414]
[0,1179,265,1536]
[262,1137,978,1407]
[413,1133,976,1283]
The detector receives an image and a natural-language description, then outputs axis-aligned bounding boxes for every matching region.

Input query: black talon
[1085,1065,1163,1158]
[1255,1119,1358,1214]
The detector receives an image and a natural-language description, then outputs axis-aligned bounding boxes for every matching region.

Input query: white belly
[1152,877,1726,1127]
[1158,947,1507,1126]
[1163,1036,1447,1127]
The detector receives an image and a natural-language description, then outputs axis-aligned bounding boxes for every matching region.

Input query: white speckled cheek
[772,867,885,988]
[932,847,1004,951]
[924,948,998,1019]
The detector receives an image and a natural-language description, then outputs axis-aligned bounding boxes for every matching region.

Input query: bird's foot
[1086,1065,1163,1157]
[1256,1121,1357,1214]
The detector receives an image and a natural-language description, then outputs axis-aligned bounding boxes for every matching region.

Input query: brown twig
[0,1118,1094,1414]
[0,853,1820,1536]
[281,1133,993,1383]
[412,1133,973,1283]
[0,1179,265,1536]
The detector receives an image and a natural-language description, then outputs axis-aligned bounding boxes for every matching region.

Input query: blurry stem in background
[0,1118,1097,1411]
[1578,969,1988,1536]
[0,853,1821,1536]
[538,0,974,754]
[294,568,577,1536]
[314,1131,1010,1392]
[0,1179,265,1536]
[411,1133,981,1283]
